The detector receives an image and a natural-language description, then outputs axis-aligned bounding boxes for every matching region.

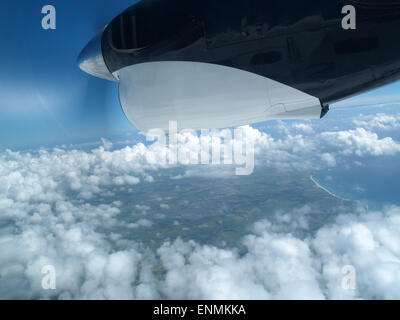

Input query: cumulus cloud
[157,231,323,300]
[241,125,317,171]
[0,141,165,299]
[1,121,400,300]
[2,200,399,300]
[0,193,161,300]
[127,219,153,229]
[320,153,337,167]
[0,126,314,206]
[321,128,400,156]
[154,205,400,300]
[312,206,400,299]
[353,113,400,131]
[0,145,158,203]
[293,123,314,134]
[1,122,398,206]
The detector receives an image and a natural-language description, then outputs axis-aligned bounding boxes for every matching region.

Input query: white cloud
[0,193,160,300]
[1,189,400,300]
[353,113,400,131]
[321,128,400,156]
[240,125,317,171]
[1,122,398,208]
[157,232,323,300]
[158,205,400,300]
[293,123,314,134]
[127,219,153,229]
[0,145,158,203]
[0,126,316,207]
[312,206,400,299]
[1,122,400,300]
[320,153,336,167]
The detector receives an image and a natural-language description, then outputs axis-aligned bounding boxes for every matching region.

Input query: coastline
[310,175,351,202]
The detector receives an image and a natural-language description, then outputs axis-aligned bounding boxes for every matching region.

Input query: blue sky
[1,0,400,151]
[0,0,138,150]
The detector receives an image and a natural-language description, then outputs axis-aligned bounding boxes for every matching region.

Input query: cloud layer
[1,117,400,300]
[1,199,400,300]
